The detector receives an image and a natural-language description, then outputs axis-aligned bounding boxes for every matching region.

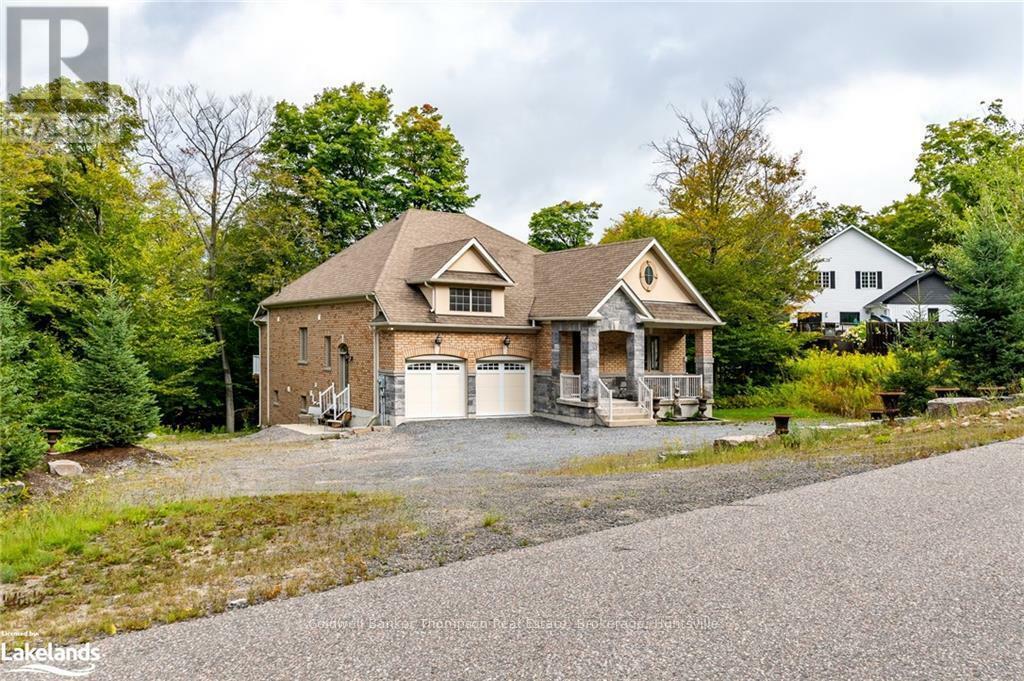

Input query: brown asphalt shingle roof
[261,210,720,327]
[404,240,474,283]
[263,210,541,325]
[530,239,655,318]
[644,301,718,325]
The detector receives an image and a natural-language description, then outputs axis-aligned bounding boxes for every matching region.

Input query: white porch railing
[559,373,581,400]
[597,378,614,421]
[635,377,653,419]
[643,374,703,399]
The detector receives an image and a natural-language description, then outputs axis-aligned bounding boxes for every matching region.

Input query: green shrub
[884,336,958,415]
[726,350,896,418]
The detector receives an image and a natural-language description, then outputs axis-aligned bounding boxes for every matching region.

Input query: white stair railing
[597,378,614,422]
[636,377,653,419]
[337,385,350,415]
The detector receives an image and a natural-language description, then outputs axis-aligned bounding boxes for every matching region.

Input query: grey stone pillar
[693,328,714,399]
[580,324,600,401]
[550,323,561,380]
[626,327,645,391]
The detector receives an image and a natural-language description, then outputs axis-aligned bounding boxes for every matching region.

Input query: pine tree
[0,300,48,478]
[65,292,160,447]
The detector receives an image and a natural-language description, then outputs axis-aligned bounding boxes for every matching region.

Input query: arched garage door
[475,360,531,416]
[405,359,466,420]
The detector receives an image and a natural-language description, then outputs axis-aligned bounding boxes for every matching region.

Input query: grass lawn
[710,405,838,422]
[553,406,1024,477]
[1,489,416,645]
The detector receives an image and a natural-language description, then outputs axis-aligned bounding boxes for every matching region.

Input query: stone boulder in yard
[714,434,768,449]
[926,397,990,418]
[48,459,84,477]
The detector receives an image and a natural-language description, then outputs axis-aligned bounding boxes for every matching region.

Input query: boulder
[713,434,766,449]
[926,397,990,418]
[48,459,84,477]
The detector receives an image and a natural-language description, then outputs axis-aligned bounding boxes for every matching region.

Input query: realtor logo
[4,6,108,101]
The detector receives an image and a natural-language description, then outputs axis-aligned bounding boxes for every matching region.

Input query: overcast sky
[111,1,1023,241]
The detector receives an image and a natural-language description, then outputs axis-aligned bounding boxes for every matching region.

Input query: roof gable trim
[588,280,654,319]
[618,240,723,324]
[808,226,922,271]
[431,238,515,284]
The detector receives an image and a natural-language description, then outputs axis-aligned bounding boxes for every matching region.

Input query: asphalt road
[27,439,1024,680]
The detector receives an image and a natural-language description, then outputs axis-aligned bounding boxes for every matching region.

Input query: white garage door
[475,361,531,416]
[405,360,466,420]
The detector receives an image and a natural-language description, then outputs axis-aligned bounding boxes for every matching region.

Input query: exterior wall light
[434,334,443,346]
[503,335,511,347]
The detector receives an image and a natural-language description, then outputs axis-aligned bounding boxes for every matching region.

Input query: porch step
[596,404,657,427]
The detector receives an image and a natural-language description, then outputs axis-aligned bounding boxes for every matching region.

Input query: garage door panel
[476,361,531,417]
[404,360,466,420]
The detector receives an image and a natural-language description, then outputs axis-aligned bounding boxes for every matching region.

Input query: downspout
[366,294,380,421]
[250,306,268,428]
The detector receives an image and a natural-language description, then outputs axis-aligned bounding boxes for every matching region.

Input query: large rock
[47,459,84,477]
[927,397,990,418]
[714,434,767,449]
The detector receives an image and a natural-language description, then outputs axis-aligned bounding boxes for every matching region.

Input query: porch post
[580,324,600,401]
[626,326,644,391]
[693,328,714,399]
[550,323,561,381]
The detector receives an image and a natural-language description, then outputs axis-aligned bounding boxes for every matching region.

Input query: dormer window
[450,288,492,313]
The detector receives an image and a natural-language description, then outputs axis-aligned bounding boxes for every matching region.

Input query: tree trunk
[213,315,235,433]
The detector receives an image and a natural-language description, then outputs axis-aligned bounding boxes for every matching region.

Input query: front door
[338,344,349,391]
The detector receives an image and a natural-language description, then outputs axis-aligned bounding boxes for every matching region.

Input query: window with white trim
[817,271,835,289]
[858,271,879,289]
[450,287,492,313]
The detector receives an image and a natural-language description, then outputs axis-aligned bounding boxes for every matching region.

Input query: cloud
[111,1,1023,240]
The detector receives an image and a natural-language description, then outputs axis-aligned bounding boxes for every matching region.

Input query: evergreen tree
[943,212,1024,388]
[0,300,48,478]
[65,292,160,447]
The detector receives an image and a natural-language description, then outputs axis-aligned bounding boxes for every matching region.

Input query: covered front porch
[549,322,715,425]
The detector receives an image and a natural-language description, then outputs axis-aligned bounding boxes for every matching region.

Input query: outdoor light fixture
[434,334,443,346]
[503,335,511,347]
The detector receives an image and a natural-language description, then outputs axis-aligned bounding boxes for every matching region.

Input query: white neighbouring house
[794,226,956,332]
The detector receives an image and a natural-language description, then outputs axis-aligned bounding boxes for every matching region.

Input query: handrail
[636,377,653,419]
[338,385,351,414]
[597,378,613,421]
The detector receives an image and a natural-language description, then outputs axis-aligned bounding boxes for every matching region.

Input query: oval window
[640,260,657,290]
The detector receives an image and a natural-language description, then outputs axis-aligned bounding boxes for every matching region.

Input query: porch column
[626,326,644,390]
[550,323,561,381]
[580,324,600,401]
[693,328,714,399]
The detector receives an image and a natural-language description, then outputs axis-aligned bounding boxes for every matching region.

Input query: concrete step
[601,417,657,427]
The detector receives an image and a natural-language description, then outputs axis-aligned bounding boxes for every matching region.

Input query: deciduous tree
[527,200,601,252]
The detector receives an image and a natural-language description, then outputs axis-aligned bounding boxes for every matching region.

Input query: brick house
[253,209,722,427]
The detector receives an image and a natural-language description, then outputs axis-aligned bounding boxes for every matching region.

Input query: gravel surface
[163,417,773,494]
[49,438,1024,680]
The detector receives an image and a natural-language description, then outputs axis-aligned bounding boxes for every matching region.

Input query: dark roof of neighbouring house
[530,239,656,319]
[865,269,955,307]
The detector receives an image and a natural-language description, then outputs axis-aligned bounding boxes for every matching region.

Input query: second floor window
[817,271,835,289]
[298,327,308,363]
[450,288,492,313]
[857,271,882,289]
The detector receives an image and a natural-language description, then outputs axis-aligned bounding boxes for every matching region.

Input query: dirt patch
[61,445,174,470]
[242,425,321,443]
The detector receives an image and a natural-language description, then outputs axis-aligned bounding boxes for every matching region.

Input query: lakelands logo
[1,643,100,677]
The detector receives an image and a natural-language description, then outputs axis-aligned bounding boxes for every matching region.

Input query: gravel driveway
[61,439,1024,680]
[165,417,772,495]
